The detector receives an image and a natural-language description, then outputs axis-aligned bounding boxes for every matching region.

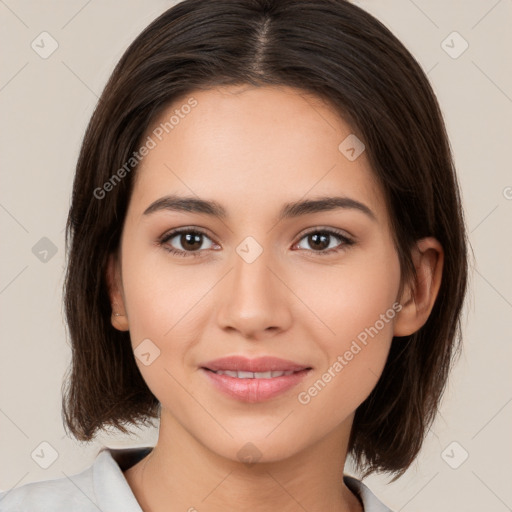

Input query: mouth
[202,369,303,379]
[200,355,311,373]
[199,356,312,402]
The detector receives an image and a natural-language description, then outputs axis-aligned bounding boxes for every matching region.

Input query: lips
[200,355,311,373]
[200,356,312,402]
[210,369,296,379]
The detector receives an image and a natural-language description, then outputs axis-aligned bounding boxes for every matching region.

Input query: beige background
[1,0,511,510]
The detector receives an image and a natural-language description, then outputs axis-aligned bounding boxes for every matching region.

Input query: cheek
[119,244,213,393]
[295,301,398,430]
[120,259,205,410]
[302,245,401,343]
[121,239,207,339]
[294,248,400,412]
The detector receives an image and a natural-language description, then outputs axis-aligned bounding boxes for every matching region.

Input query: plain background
[1,1,511,510]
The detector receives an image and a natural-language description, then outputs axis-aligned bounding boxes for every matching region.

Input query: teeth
[238,370,255,378]
[213,370,296,378]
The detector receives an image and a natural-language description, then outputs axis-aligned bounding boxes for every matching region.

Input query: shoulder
[343,475,394,512]
[0,447,149,512]
[0,463,96,511]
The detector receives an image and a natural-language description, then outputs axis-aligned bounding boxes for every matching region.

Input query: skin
[107,84,443,512]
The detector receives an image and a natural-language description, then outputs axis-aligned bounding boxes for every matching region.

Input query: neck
[125,410,362,512]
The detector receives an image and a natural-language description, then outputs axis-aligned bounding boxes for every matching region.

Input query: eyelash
[157,227,355,258]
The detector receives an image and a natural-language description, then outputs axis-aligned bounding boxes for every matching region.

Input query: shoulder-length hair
[62,0,469,479]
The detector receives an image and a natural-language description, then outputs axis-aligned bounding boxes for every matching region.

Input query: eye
[294,228,355,255]
[158,227,355,258]
[158,228,219,257]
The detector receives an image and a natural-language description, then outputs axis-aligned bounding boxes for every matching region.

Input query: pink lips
[200,356,312,403]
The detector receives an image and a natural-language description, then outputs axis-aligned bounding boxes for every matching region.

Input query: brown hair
[62,0,469,479]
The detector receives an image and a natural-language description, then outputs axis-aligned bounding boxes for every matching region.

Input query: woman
[0,1,468,510]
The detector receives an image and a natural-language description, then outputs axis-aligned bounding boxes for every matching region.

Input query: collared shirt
[0,447,393,511]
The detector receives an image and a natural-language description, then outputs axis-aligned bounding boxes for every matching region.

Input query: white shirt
[0,447,393,511]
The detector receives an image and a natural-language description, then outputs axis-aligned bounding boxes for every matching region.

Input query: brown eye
[295,229,354,255]
[307,232,331,251]
[159,229,217,257]
[177,232,203,251]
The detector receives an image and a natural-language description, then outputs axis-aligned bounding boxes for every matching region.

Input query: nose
[216,246,293,340]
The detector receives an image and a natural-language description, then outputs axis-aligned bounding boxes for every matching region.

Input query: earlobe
[106,252,130,332]
[393,237,444,337]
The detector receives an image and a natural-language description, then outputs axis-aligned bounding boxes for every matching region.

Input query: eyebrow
[143,194,377,222]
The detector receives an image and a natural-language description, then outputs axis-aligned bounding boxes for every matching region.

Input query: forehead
[129,85,387,225]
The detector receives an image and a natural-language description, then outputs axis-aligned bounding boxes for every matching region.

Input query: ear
[105,252,129,332]
[393,237,444,337]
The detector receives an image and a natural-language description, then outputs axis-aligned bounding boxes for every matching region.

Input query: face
[109,84,404,463]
